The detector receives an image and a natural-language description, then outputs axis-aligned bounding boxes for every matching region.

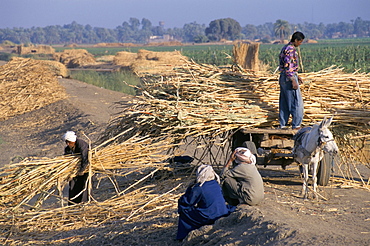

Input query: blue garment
[176,180,235,240]
[279,72,304,128]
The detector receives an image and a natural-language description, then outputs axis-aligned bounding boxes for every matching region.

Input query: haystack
[0,57,67,120]
[233,42,260,71]
[40,60,69,77]
[130,49,189,75]
[113,51,138,67]
[54,49,96,68]
[16,45,55,55]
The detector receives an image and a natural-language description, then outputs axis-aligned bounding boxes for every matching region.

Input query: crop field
[259,39,370,73]
[54,38,370,73]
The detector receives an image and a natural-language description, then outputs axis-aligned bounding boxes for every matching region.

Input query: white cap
[234,147,256,165]
[63,131,77,142]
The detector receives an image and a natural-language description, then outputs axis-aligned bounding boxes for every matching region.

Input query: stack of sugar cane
[1,59,369,244]
[0,173,183,244]
[105,61,370,143]
[0,57,67,120]
[102,60,370,180]
[102,62,270,143]
[0,135,176,209]
[0,133,185,244]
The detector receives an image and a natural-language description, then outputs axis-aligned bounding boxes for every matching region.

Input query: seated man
[176,164,235,240]
[221,147,264,206]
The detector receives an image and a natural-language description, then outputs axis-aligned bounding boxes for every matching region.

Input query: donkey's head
[319,116,339,155]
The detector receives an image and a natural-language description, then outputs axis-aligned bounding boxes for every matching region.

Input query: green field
[55,38,370,73]
[259,39,370,73]
[70,70,141,95]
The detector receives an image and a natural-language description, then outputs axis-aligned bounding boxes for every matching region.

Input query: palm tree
[274,19,290,43]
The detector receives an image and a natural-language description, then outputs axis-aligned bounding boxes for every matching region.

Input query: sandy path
[58,78,134,125]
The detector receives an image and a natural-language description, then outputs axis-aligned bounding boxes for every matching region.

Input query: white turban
[63,131,77,142]
[234,147,256,165]
[196,164,220,186]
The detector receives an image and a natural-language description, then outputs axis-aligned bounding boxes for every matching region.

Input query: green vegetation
[0,52,15,61]
[70,70,141,95]
[259,39,370,73]
[205,18,242,41]
[63,39,369,73]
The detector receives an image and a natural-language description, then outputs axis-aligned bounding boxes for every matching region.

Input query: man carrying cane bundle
[62,131,90,205]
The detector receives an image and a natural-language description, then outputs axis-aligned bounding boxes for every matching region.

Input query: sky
[1,0,369,29]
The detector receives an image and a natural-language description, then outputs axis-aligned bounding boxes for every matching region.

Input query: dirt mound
[54,49,96,68]
[0,57,67,121]
[183,207,295,245]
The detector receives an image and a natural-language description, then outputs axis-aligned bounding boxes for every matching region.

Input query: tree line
[0,17,369,45]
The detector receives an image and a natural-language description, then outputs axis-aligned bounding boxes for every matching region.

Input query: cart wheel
[242,141,257,155]
[317,152,336,186]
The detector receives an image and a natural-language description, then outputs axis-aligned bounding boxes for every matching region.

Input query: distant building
[148,35,174,43]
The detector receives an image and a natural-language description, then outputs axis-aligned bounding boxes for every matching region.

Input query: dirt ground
[0,74,369,245]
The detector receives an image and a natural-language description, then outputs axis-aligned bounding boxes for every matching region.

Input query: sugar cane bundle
[0,57,67,120]
[0,134,176,209]
[0,173,184,244]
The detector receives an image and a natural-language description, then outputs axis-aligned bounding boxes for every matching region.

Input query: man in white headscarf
[176,164,235,240]
[221,147,264,206]
[63,131,90,205]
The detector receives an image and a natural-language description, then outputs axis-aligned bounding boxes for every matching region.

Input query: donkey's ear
[326,116,333,127]
[320,116,327,128]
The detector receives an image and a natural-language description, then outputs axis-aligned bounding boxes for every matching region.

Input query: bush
[0,52,15,61]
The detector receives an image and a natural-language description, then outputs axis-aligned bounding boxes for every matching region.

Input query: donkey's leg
[311,152,322,200]
[312,161,318,199]
[301,163,309,199]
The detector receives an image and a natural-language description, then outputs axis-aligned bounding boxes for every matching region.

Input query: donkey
[293,117,339,199]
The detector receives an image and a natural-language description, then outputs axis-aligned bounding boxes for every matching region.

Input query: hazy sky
[1,0,369,29]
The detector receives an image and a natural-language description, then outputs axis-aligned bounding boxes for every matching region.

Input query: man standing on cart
[278,31,305,130]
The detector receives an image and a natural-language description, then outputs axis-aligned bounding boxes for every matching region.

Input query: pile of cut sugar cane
[0,60,369,244]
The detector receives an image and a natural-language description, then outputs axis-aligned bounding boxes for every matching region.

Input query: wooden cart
[232,128,333,186]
